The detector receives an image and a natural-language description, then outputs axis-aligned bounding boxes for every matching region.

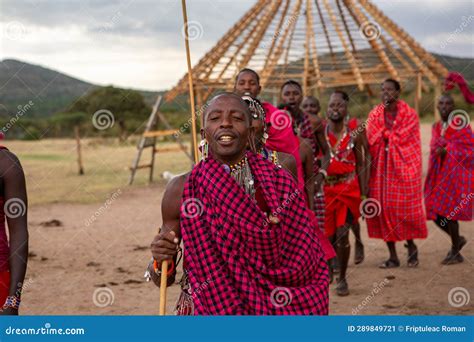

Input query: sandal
[379,259,400,269]
[405,243,419,267]
[442,250,464,265]
[336,278,349,296]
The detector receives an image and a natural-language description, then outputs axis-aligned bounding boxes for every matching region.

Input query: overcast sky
[0,0,472,91]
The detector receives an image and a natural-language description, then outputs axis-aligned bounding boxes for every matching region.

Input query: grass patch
[4,138,192,206]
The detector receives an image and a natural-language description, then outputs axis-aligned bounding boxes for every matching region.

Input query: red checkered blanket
[180,152,329,315]
[365,101,427,241]
[424,122,473,221]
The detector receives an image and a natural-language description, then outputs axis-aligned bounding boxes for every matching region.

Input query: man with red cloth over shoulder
[366,79,427,269]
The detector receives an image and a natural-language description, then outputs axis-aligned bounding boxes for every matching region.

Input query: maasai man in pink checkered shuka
[424,94,473,265]
[149,93,329,315]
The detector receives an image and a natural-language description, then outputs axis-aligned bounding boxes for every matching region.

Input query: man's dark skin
[302,94,366,265]
[379,80,418,267]
[280,83,330,202]
[150,94,255,285]
[0,149,28,315]
[301,96,322,131]
[432,94,465,264]
[326,92,369,296]
[436,95,453,158]
[234,70,261,98]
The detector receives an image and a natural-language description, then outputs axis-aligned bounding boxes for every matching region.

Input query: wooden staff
[159,0,200,316]
[159,260,168,315]
[182,0,199,161]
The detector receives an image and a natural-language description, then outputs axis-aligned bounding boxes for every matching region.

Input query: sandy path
[20,124,473,315]
[21,184,473,316]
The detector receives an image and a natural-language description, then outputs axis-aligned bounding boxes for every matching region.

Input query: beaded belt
[325,172,356,186]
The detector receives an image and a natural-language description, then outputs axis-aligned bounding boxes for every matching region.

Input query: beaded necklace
[225,156,256,198]
[325,122,354,163]
[441,121,448,137]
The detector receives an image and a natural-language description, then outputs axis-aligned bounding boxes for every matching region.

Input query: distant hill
[432,53,474,81]
[0,59,160,118]
[0,53,472,118]
[0,59,95,118]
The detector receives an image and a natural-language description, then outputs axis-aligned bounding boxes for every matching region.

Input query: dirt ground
[21,184,473,316]
[19,124,474,315]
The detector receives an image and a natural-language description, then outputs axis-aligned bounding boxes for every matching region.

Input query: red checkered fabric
[424,122,473,221]
[180,151,329,315]
[297,112,318,154]
[314,193,326,232]
[365,101,427,241]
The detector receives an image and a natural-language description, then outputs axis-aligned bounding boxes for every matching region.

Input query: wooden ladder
[128,95,193,185]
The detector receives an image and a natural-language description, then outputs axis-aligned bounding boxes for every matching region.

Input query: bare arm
[276,152,298,181]
[299,139,314,210]
[149,174,187,287]
[354,129,369,197]
[314,118,330,172]
[0,150,28,315]
[313,120,329,193]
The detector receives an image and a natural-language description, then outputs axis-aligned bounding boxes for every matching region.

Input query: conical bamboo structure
[165,0,448,103]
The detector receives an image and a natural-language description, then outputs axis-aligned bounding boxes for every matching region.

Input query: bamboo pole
[158,0,200,316]
[159,260,168,315]
[434,80,441,121]
[181,0,199,162]
[414,70,422,114]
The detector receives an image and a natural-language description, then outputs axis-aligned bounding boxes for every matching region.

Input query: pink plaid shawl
[180,152,329,315]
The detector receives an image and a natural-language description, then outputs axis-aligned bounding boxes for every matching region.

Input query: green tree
[69,86,150,141]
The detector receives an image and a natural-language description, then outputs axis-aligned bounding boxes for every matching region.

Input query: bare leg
[335,225,350,296]
[434,215,465,264]
[379,241,400,268]
[387,241,398,261]
[352,221,364,264]
[405,239,419,267]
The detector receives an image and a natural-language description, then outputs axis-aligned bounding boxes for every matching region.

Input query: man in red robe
[366,79,427,268]
[424,94,473,264]
[323,91,369,296]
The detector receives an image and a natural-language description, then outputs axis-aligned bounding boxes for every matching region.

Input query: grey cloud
[1,0,472,56]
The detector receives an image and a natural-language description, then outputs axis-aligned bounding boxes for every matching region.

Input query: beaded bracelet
[3,296,20,310]
[153,259,175,277]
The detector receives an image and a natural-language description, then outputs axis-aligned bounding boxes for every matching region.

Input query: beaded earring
[199,139,209,160]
